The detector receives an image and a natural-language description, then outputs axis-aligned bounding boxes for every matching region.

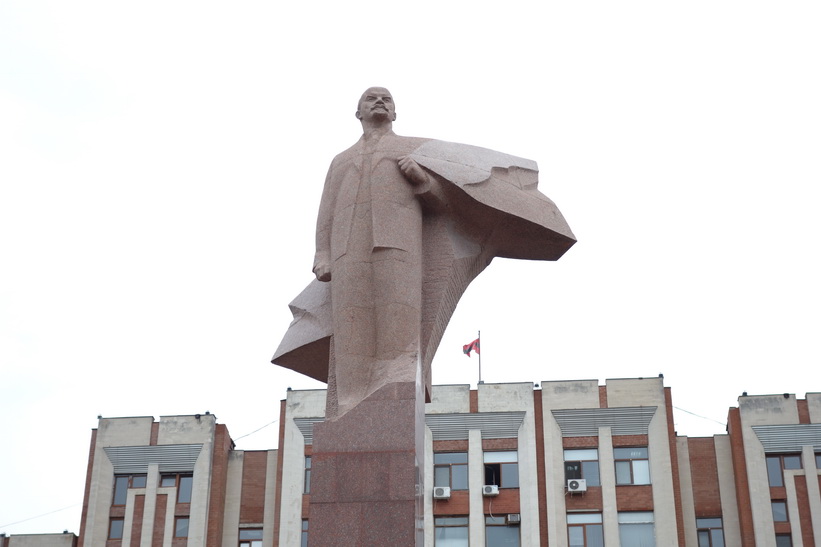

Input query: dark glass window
[301,520,308,547]
[776,534,793,547]
[434,452,468,490]
[564,449,601,487]
[484,451,518,488]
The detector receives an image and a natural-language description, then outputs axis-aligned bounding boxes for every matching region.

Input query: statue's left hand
[398,155,428,186]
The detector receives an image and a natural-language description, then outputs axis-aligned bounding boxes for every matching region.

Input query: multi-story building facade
[66,378,820,546]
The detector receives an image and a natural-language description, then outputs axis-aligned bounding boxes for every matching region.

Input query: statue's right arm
[313,162,335,282]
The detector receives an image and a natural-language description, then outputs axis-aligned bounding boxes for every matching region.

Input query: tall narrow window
[434,452,468,490]
[766,455,802,487]
[567,513,603,547]
[614,447,650,485]
[112,474,147,505]
[484,451,519,488]
[109,518,124,539]
[160,473,194,503]
[696,517,725,547]
[304,456,312,494]
[434,516,468,546]
[618,512,655,546]
[301,520,308,547]
[174,517,190,538]
[564,449,601,486]
[772,501,788,522]
[776,535,793,547]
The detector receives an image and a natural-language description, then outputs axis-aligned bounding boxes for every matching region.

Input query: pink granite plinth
[309,380,424,546]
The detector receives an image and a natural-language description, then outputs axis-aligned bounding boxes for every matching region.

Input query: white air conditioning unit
[567,479,587,492]
[506,513,521,525]
[433,486,451,499]
[482,484,500,497]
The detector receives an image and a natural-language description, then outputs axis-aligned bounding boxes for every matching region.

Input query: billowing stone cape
[272,140,576,401]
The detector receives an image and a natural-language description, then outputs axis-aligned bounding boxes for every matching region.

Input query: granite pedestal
[309,380,425,546]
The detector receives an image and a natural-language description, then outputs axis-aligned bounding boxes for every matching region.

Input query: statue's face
[356,87,396,123]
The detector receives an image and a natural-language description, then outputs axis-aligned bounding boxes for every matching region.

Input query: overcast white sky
[2,0,820,536]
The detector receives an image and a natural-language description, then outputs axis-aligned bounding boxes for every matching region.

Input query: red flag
[463,338,480,357]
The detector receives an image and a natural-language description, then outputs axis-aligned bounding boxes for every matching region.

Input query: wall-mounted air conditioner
[506,513,521,525]
[482,484,499,497]
[433,486,451,499]
[567,479,587,492]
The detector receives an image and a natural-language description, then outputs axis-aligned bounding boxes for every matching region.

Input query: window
[239,528,263,547]
[772,501,788,522]
[485,515,519,546]
[615,447,650,485]
[564,449,601,487]
[434,516,468,546]
[776,535,793,547]
[174,517,190,538]
[113,474,147,505]
[696,517,725,547]
[301,520,308,547]
[109,518,124,539]
[434,452,468,491]
[304,456,312,494]
[816,453,821,469]
[484,451,519,488]
[618,512,655,546]
[161,473,194,503]
[766,454,801,487]
[567,513,603,547]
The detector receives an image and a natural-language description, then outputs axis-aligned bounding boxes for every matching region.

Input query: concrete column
[715,435,742,547]
[802,445,821,547]
[468,429,485,547]
[676,438,697,547]
[599,427,619,547]
[139,464,159,547]
[262,450,279,547]
[220,452,243,546]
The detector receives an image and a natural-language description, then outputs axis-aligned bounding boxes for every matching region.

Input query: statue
[273,87,575,419]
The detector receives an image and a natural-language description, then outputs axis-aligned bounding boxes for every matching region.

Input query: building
[73,378,821,546]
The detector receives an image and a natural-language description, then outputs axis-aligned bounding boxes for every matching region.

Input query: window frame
[301,519,308,547]
[766,454,802,487]
[304,455,312,494]
[434,452,469,491]
[614,447,651,485]
[485,515,520,546]
[564,449,601,487]
[696,517,725,547]
[109,518,125,539]
[483,450,519,489]
[238,528,263,547]
[618,511,655,547]
[567,512,603,547]
[112,473,147,506]
[772,500,789,522]
[434,515,469,546]
[160,472,194,504]
[174,516,190,538]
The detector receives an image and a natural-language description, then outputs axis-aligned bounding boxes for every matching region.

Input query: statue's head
[356,87,396,124]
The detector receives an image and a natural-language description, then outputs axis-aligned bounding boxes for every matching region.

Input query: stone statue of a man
[274,87,575,418]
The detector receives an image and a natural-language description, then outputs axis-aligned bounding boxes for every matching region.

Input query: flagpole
[477,330,482,385]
